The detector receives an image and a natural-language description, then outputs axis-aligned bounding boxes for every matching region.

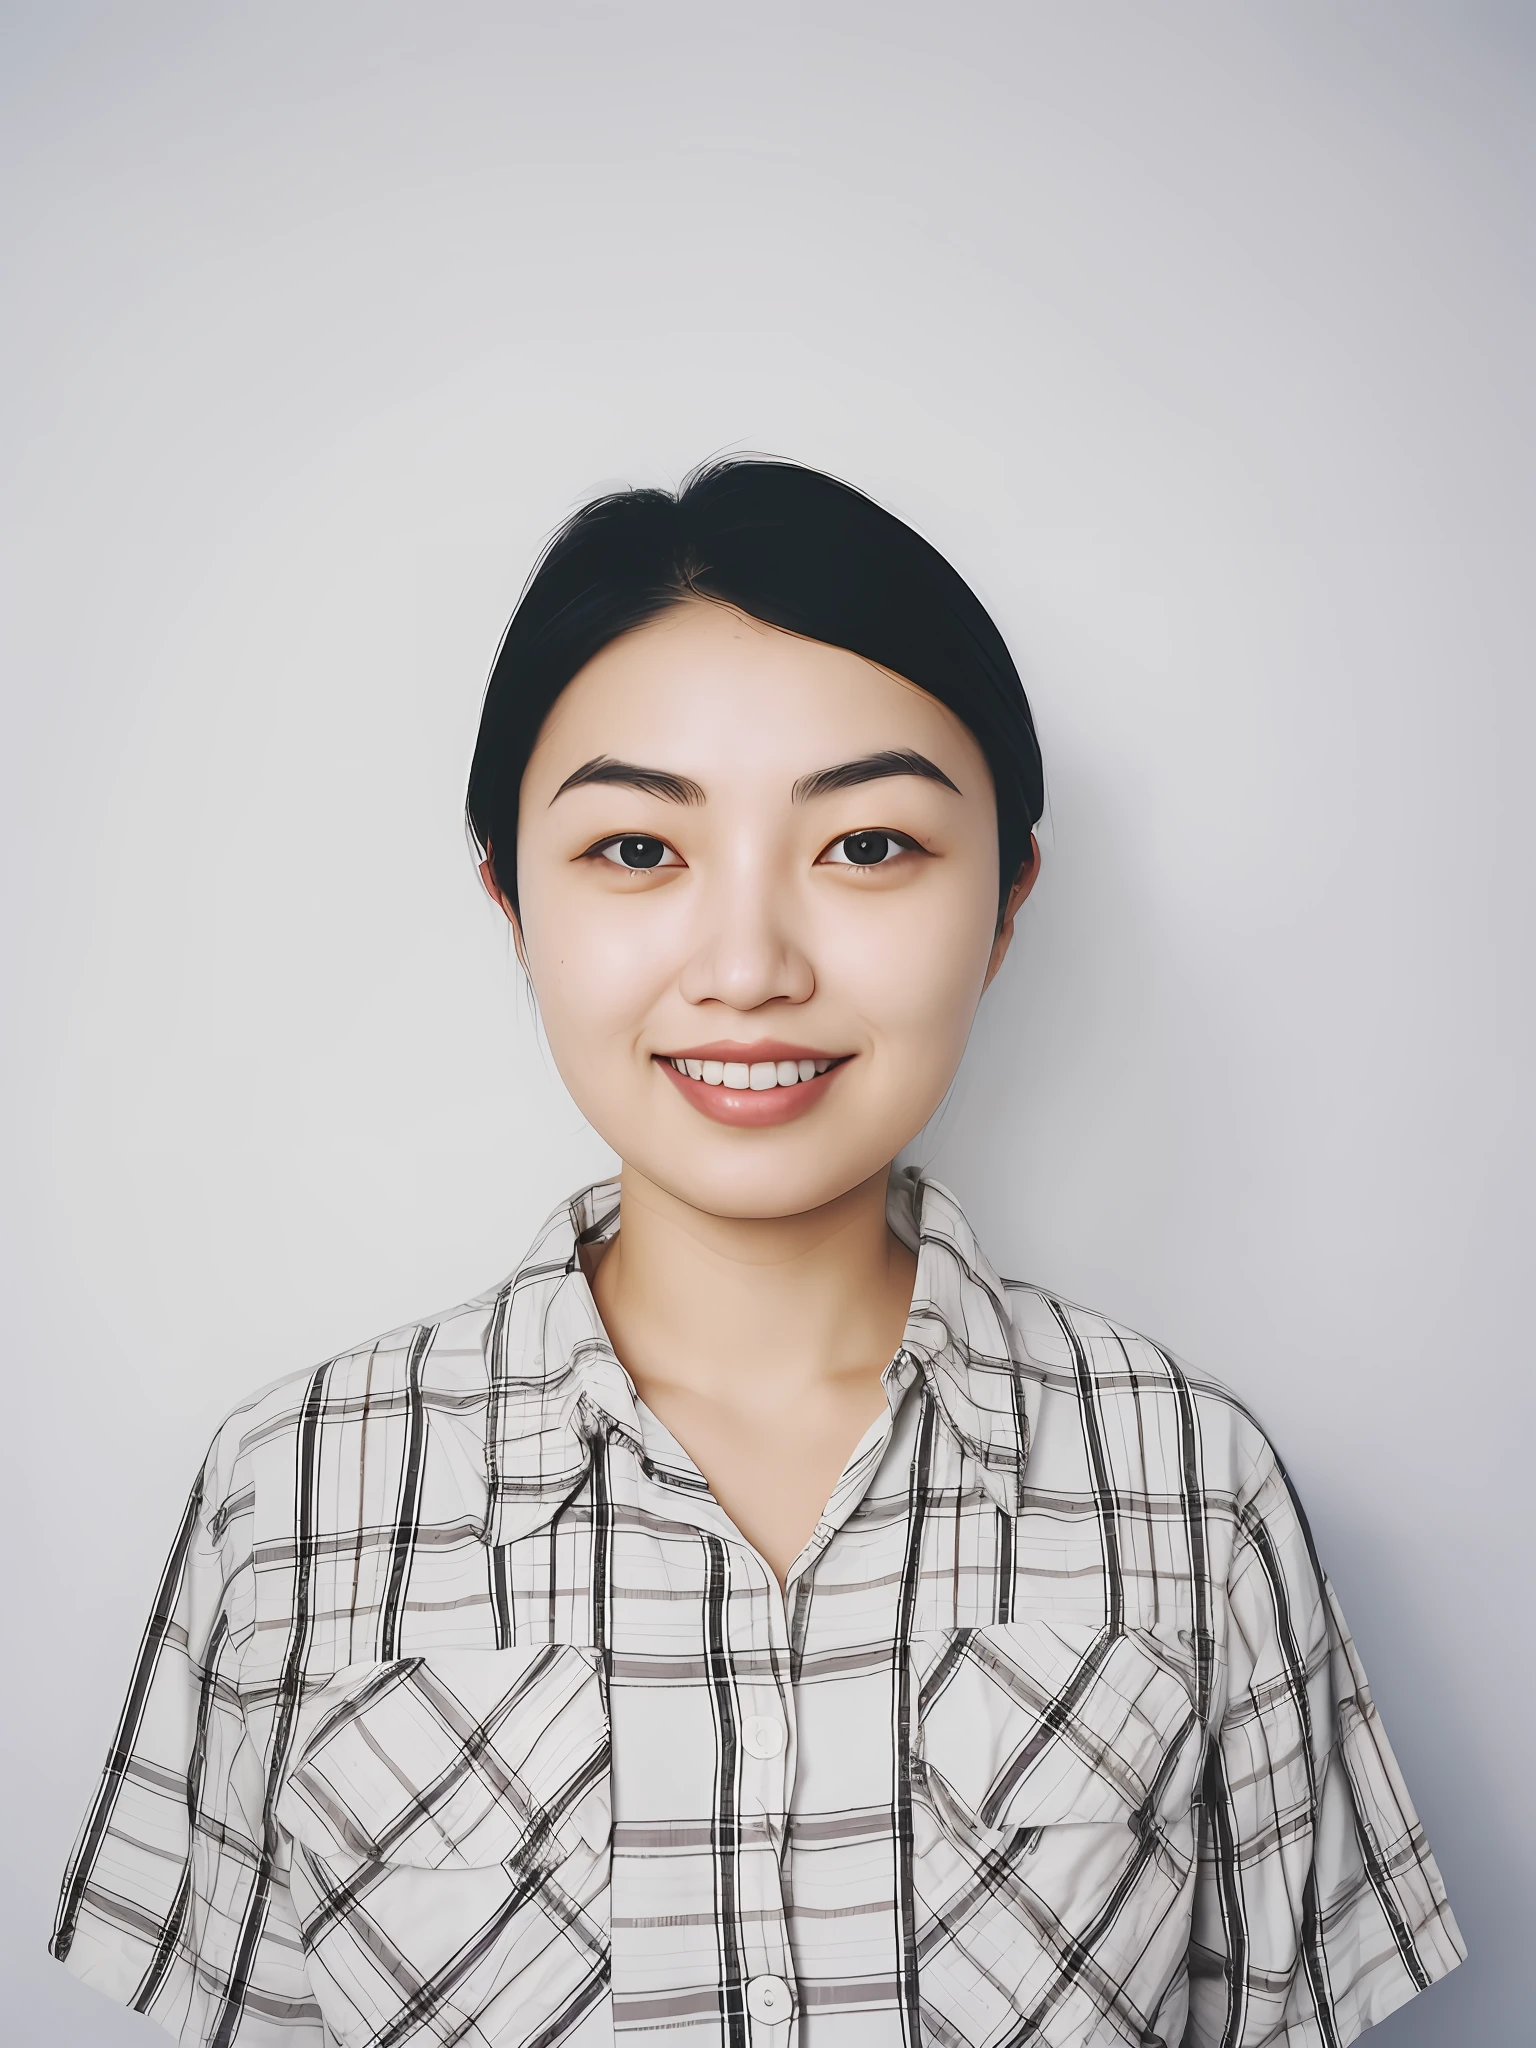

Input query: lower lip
[655,1058,847,1127]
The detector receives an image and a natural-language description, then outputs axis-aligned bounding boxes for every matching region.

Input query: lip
[654,1047,851,1128]
[660,1041,844,1064]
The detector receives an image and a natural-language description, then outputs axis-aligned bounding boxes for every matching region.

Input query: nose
[676,852,815,1012]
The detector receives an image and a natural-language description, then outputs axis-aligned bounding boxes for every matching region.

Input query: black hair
[466,457,1044,921]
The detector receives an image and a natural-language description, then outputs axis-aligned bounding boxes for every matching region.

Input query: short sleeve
[50,1445,323,2044]
[1185,1453,1465,2046]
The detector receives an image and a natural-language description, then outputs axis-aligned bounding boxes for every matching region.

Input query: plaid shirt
[52,1172,1463,2047]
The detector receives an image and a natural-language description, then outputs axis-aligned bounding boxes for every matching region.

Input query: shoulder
[1000,1276,1281,1508]
[998,1277,1331,1649]
[194,1276,515,1553]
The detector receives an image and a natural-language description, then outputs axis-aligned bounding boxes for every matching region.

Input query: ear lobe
[982,836,1040,993]
[478,856,510,912]
[478,858,526,959]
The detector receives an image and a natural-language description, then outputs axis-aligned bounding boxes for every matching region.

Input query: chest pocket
[908,1621,1204,2048]
[275,1646,612,2048]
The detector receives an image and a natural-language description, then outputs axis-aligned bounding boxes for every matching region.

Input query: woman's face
[508,601,1034,1220]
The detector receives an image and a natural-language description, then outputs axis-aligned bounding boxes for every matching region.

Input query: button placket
[732,1552,798,2042]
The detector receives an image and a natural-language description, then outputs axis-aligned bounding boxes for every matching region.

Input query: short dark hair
[466,457,1044,919]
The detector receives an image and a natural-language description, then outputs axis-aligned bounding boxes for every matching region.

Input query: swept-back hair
[466,457,1044,918]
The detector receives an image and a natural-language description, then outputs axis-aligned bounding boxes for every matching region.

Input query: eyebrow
[791,749,962,803]
[550,756,707,805]
[548,746,962,808]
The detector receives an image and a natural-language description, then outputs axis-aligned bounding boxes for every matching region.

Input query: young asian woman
[53,460,1462,2048]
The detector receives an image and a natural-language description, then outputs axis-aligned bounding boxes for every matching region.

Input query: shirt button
[742,1714,785,1759]
[745,1974,793,2024]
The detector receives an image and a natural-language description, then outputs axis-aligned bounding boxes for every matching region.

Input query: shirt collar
[481,1167,1037,1548]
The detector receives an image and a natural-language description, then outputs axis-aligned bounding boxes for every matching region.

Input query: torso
[56,1176,1463,2048]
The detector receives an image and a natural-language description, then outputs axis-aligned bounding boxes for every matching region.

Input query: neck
[590,1163,918,1403]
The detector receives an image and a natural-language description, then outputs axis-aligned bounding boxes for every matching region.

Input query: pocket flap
[912,1622,1199,1833]
[275,1644,609,1870]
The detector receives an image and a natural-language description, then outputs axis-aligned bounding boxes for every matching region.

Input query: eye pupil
[617,836,665,868]
[843,832,890,865]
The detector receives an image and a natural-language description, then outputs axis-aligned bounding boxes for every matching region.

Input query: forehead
[526,600,985,784]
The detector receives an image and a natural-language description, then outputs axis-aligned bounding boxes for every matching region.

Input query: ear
[981,836,1040,993]
[479,857,528,968]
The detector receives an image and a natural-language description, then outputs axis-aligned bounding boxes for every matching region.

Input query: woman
[52,460,1463,2046]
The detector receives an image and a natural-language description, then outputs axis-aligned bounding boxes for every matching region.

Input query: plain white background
[3,4,1531,2042]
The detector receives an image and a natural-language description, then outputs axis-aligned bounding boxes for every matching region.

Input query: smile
[665,1056,834,1090]
[653,1046,850,1127]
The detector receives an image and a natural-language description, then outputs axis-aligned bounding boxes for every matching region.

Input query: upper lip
[657,1041,849,1063]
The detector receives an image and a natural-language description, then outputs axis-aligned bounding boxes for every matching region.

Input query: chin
[572,1073,946,1222]
[623,1133,912,1222]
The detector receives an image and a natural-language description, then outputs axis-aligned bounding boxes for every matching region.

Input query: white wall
[3,6,1530,2040]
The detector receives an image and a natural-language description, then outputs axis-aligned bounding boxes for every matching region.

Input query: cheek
[518,877,680,1046]
[827,889,996,1059]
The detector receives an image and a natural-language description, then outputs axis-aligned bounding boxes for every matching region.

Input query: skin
[486,600,1037,1584]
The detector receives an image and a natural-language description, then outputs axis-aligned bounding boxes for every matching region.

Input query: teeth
[668,1056,836,1090]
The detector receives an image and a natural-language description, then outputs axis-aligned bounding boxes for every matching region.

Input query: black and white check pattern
[52,1172,1463,2045]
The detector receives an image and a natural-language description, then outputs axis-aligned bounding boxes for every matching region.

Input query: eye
[820,829,920,868]
[591,834,683,871]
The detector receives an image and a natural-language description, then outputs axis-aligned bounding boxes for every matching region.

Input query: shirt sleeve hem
[53,1933,186,2037]
[1315,1922,1468,2047]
